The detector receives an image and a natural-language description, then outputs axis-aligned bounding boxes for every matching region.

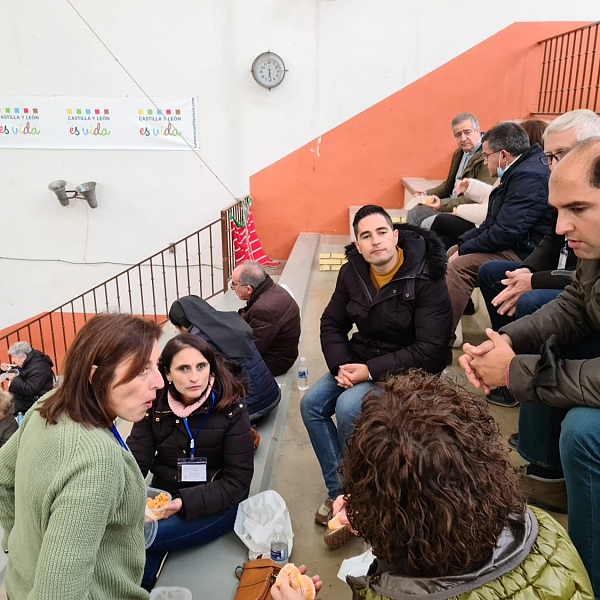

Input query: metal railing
[537,21,600,115]
[1,201,245,373]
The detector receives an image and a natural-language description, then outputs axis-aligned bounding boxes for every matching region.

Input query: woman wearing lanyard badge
[0,313,164,600]
[127,333,254,591]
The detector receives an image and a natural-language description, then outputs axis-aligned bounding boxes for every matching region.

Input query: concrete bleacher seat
[154,233,319,598]
[401,177,444,205]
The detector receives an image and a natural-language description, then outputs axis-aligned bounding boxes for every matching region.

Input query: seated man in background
[232,260,301,377]
[406,112,495,228]
[478,109,600,408]
[459,136,600,599]
[1,342,54,415]
[301,205,452,533]
[446,121,552,349]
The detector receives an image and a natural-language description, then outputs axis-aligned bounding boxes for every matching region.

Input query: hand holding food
[274,563,316,600]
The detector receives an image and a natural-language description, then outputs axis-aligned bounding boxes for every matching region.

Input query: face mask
[496,154,505,178]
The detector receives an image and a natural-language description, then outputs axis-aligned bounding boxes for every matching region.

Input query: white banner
[0,96,199,150]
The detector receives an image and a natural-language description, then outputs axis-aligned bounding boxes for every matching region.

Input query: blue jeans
[142,505,238,590]
[560,407,600,598]
[300,372,373,498]
[517,336,600,598]
[478,260,563,330]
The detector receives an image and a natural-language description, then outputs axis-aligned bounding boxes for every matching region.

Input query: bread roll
[274,563,316,600]
[328,514,344,530]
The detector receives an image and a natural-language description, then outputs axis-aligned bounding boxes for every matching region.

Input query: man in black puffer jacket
[447,121,552,346]
[4,342,54,415]
[300,205,452,528]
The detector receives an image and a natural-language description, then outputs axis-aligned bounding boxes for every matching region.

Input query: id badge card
[557,247,568,270]
[177,457,207,482]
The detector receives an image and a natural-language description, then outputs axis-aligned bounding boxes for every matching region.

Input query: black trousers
[430,213,476,250]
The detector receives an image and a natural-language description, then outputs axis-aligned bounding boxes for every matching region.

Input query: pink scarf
[167,374,215,418]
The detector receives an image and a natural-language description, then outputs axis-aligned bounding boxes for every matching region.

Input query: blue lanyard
[182,392,215,458]
[109,423,129,452]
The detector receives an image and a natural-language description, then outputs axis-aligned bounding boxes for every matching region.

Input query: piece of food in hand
[147,492,170,510]
[275,563,316,600]
[327,514,344,530]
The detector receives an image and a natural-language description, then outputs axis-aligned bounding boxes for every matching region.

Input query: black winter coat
[320,224,453,378]
[458,144,552,259]
[127,385,254,520]
[9,350,54,415]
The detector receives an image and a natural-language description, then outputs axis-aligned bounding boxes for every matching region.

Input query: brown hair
[520,119,548,149]
[159,334,245,412]
[340,370,524,577]
[38,313,162,427]
[0,390,15,419]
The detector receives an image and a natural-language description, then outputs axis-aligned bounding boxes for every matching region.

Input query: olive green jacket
[426,146,496,212]
[347,507,592,600]
[501,258,600,408]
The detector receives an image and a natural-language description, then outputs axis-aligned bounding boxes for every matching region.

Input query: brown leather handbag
[234,558,281,600]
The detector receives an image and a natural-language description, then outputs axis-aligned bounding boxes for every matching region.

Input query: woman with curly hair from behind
[331,371,593,600]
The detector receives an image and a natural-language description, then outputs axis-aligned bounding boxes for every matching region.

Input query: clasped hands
[335,363,369,389]
[459,328,515,395]
[491,268,533,316]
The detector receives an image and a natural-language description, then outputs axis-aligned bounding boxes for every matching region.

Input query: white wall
[0,0,597,328]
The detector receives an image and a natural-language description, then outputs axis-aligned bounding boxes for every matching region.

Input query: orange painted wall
[250,21,589,259]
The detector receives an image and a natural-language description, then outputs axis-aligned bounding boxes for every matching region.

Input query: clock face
[252,52,286,89]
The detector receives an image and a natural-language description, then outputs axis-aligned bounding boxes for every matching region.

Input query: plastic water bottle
[15,413,24,427]
[270,524,289,566]
[297,357,309,391]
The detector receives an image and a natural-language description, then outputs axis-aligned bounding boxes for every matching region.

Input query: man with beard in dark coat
[2,341,54,415]
[300,204,452,538]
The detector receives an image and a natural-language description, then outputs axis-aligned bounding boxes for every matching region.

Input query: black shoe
[486,387,519,408]
[508,432,518,450]
[463,298,476,315]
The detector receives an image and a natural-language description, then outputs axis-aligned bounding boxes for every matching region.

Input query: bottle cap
[274,523,283,533]
[300,356,306,362]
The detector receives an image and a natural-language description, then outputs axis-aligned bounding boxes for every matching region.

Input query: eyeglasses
[540,151,566,166]
[230,281,250,291]
[482,149,501,161]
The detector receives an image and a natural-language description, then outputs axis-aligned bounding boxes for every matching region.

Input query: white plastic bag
[337,549,375,581]
[234,490,294,560]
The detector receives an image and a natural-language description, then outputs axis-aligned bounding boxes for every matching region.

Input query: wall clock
[251,52,286,90]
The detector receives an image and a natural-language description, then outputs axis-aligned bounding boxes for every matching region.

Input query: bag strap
[235,558,281,581]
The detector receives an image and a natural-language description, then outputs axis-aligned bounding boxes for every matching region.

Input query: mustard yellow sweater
[0,406,149,599]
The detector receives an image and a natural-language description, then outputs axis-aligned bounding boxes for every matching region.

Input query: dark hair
[520,119,548,149]
[352,205,394,238]
[39,313,162,427]
[482,121,530,156]
[340,371,524,577]
[159,334,245,412]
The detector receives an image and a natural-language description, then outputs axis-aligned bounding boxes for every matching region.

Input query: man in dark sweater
[3,341,54,415]
[232,261,300,377]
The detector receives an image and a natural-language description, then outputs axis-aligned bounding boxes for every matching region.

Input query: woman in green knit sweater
[0,313,164,600]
